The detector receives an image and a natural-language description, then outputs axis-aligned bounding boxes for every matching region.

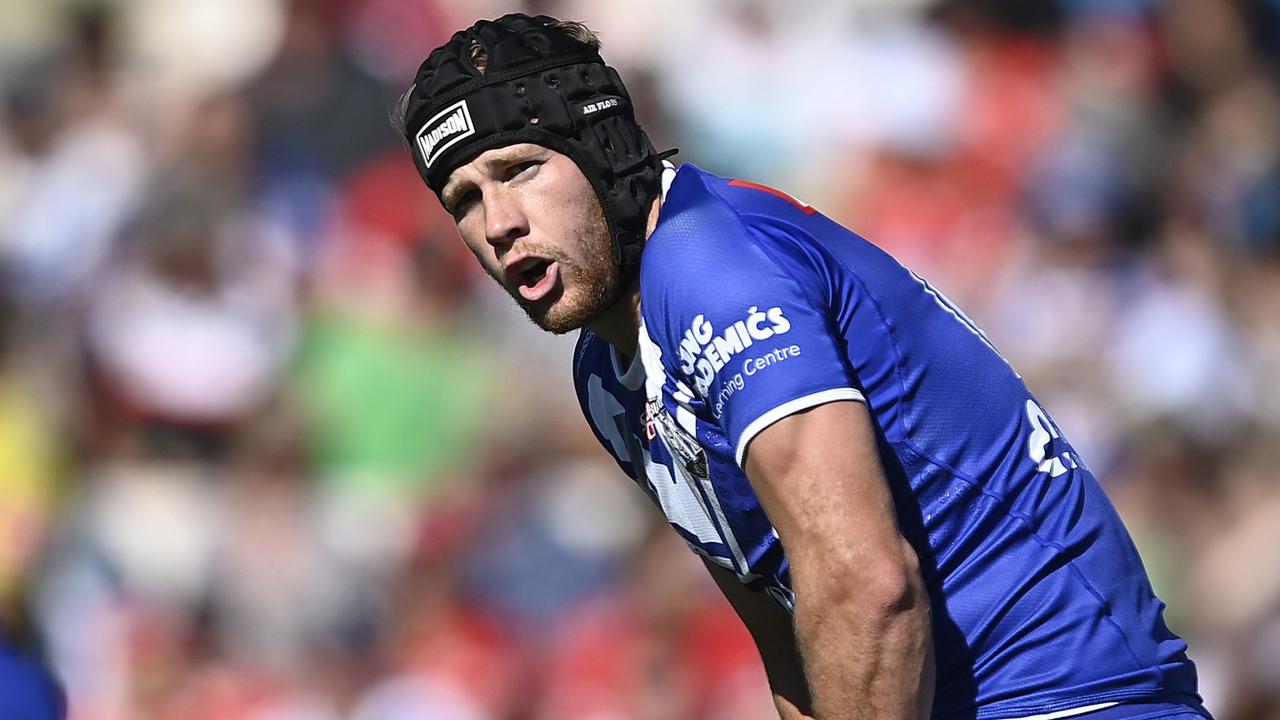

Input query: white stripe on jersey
[1006,701,1120,720]
[734,388,865,468]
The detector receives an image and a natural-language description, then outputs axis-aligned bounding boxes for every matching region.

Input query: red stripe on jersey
[728,179,817,215]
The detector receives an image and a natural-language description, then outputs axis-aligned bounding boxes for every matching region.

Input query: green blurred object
[293,310,493,498]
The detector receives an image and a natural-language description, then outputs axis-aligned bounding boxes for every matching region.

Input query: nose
[483,186,529,250]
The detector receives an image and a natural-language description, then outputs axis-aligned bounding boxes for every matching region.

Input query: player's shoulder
[645,164,744,254]
[645,162,823,263]
[642,164,776,289]
[654,163,738,220]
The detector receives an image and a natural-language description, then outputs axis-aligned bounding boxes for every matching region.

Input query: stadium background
[0,0,1278,717]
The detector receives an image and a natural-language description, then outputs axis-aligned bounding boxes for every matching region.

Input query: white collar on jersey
[659,158,676,202]
[607,160,675,391]
[610,334,646,390]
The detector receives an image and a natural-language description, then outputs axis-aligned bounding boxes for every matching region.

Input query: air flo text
[581,98,620,115]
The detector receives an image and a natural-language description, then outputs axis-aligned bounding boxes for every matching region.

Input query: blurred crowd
[0,0,1276,718]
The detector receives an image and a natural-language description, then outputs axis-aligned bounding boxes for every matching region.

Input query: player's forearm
[791,541,934,720]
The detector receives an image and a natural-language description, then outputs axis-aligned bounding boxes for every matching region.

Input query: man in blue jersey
[393,14,1209,720]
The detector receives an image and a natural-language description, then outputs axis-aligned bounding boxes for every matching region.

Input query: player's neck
[586,278,641,360]
[645,192,662,240]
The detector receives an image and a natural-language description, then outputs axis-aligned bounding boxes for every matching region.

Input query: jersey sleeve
[641,192,865,468]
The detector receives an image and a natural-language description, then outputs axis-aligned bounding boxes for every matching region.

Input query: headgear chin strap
[403,13,670,276]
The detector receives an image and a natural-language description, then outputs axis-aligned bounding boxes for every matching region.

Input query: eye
[447,188,480,219]
[506,160,541,181]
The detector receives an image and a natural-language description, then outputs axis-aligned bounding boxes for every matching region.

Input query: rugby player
[393,14,1210,720]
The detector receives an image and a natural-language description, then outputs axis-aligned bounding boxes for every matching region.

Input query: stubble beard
[510,208,620,335]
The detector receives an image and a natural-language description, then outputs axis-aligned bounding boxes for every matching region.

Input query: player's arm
[701,557,815,718]
[742,400,934,720]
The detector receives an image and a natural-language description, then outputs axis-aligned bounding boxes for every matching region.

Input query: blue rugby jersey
[571,163,1200,719]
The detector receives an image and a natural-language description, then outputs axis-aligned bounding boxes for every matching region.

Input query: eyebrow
[441,176,475,211]
[442,145,547,207]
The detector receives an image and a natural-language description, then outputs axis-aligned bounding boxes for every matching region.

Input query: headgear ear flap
[403,13,671,278]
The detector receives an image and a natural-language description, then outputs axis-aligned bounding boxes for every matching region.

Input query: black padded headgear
[402,13,668,275]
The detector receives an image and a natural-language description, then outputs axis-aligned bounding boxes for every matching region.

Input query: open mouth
[517,258,551,286]
[509,256,560,302]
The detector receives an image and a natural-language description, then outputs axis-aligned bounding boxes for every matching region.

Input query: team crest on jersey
[643,397,660,441]
[648,398,708,481]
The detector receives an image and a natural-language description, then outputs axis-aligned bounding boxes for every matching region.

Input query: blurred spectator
[119,0,284,110]
[248,0,399,184]
[351,492,523,720]
[535,522,775,720]
[341,0,459,86]
[460,449,650,640]
[0,1,1276,718]
[293,217,498,654]
[211,407,328,672]
[83,170,296,438]
[0,52,146,310]
[296,162,490,501]
[0,295,60,628]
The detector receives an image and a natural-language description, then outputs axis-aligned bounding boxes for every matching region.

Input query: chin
[522,299,592,335]
[519,284,616,335]
[507,253,620,335]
